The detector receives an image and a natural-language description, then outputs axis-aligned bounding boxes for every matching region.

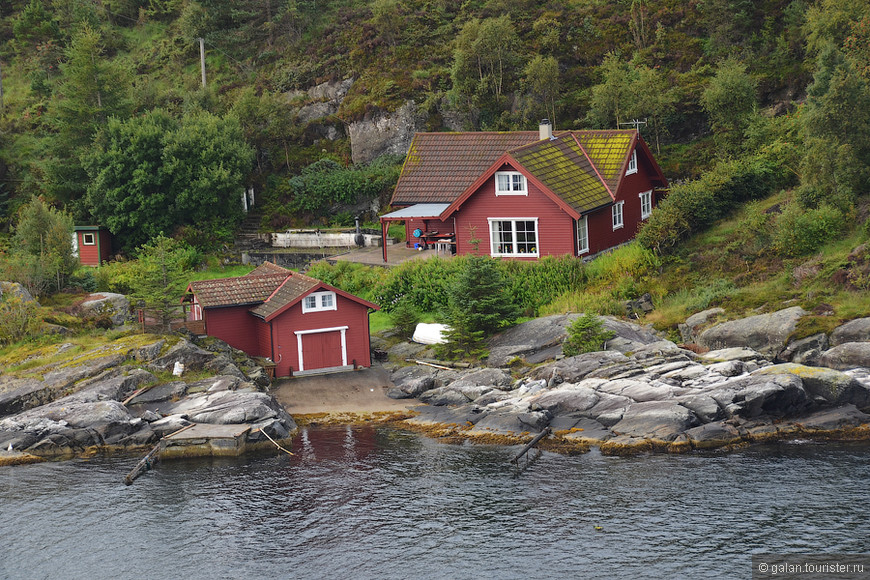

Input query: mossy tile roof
[249,272,322,320]
[510,135,615,214]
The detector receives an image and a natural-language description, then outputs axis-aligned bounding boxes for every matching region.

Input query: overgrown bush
[287,155,402,217]
[772,203,846,257]
[562,313,615,357]
[638,154,794,253]
[0,293,42,345]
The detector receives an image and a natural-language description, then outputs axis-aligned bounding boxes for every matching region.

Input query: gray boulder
[531,384,599,415]
[830,318,870,346]
[819,342,870,371]
[448,368,512,390]
[698,306,806,359]
[778,333,828,365]
[755,363,870,408]
[0,281,37,305]
[683,421,743,448]
[128,340,166,362]
[470,408,550,436]
[600,318,666,353]
[530,350,631,384]
[164,390,291,425]
[487,314,575,366]
[610,401,699,441]
[796,404,870,431]
[387,375,435,399]
[78,293,131,326]
[679,307,725,344]
[148,339,215,372]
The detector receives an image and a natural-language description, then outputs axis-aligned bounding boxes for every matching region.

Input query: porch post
[381,219,389,263]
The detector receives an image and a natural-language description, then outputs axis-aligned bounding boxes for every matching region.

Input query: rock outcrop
[393,314,870,454]
[0,337,294,460]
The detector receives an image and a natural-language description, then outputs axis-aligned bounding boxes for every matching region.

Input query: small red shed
[182,262,379,378]
[74,226,113,266]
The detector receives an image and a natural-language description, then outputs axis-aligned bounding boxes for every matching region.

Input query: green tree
[585,52,636,129]
[521,55,560,127]
[84,109,255,253]
[451,16,521,123]
[700,58,757,153]
[437,255,519,360]
[130,235,198,333]
[562,313,615,357]
[9,195,76,294]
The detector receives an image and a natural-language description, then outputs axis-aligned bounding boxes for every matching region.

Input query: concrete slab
[271,364,412,414]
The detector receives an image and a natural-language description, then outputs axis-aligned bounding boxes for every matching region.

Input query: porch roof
[380,203,450,220]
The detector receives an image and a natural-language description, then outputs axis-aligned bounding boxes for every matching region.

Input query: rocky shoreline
[2,307,869,466]
[0,334,297,466]
[385,310,870,455]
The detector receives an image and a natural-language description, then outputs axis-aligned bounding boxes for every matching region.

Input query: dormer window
[302,291,337,313]
[495,171,527,196]
[626,150,638,175]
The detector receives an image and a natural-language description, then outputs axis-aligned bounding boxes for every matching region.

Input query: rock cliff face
[348,101,424,165]
[391,312,870,454]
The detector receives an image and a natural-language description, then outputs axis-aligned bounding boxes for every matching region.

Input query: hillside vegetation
[0,0,869,349]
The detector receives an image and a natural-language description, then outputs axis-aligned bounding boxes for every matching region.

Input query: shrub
[772,203,845,257]
[390,297,420,338]
[0,294,42,345]
[562,313,615,357]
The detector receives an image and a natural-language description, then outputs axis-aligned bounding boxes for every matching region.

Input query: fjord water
[2,427,868,580]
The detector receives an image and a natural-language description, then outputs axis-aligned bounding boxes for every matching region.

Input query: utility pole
[0,60,4,113]
[199,38,206,89]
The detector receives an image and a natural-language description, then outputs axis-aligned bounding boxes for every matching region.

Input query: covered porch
[379,203,455,263]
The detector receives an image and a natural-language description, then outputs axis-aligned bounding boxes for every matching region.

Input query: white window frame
[494,171,528,196]
[577,216,589,255]
[82,232,96,245]
[488,218,539,257]
[612,201,624,230]
[626,150,638,175]
[639,190,652,220]
[301,291,338,313]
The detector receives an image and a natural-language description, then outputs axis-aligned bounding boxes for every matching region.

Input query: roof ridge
[571,133,615,201]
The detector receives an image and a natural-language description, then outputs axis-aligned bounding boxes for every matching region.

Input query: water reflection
[0,430,868,580]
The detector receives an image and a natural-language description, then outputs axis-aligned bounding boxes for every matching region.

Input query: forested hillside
[0,0,868,259]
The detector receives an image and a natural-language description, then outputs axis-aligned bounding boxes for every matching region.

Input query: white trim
[488,218,539,257]
[626,150,638,175]
[639,189,652,219]
[612,201,624,230]
[82,232,96,245]
[494,171,528,196]
[301,290,337,313]
[294,325,349,372]
[577,215,589,255]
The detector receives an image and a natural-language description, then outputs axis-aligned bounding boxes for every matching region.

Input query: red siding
[451,158,663,259]
[256,318,274,361]
[76,229,113,266]
[269,295,372,377]
[404,217,455,249]
[203,306,261,354]
[452,170,576,259]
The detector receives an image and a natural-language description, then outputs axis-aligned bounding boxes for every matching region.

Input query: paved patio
[326,244,454,267]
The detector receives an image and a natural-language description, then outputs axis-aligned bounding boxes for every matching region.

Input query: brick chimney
[539,119,553,140]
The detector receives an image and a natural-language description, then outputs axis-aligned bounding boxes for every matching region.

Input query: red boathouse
[182,262,379,377]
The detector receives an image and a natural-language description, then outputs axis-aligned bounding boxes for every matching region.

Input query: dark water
[1,428,868,580]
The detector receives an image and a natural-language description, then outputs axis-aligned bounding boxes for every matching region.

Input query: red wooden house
[74,226,113,266]
[380,121,668,261]
[182,262,379,378]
